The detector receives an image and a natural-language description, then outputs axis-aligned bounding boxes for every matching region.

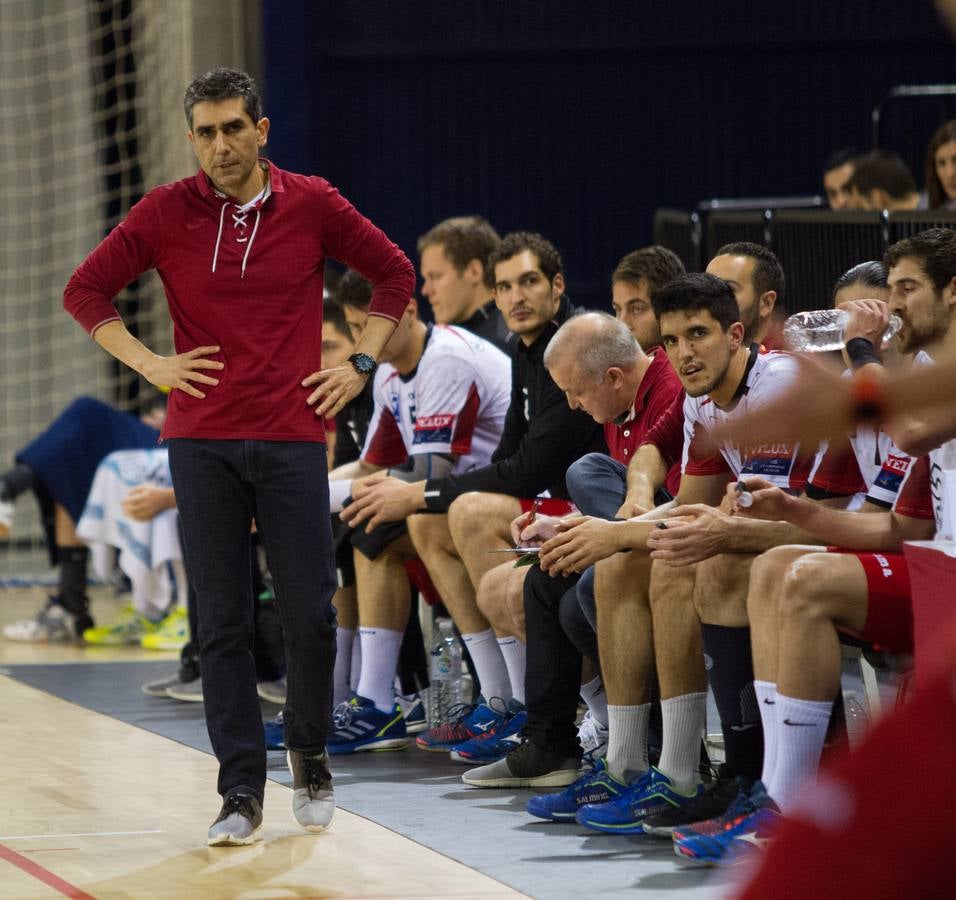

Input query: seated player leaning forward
[325,279,512,752]
[341,232,608,754]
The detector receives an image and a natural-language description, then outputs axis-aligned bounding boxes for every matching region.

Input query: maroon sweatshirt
[64,161,414,443]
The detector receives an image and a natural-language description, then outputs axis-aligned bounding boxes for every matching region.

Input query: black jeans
[168,438,337,802]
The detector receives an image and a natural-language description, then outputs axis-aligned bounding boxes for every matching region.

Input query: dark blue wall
[261,0,955,309]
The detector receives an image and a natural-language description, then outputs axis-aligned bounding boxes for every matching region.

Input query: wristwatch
[347,352,377,377]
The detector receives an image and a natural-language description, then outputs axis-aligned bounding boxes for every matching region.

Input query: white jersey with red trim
[681,349,809,488]
[362,325,511,475]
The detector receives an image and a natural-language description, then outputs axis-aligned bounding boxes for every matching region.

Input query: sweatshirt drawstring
[211,201,262,278]
[241,208,260,279]
[211,202,228,273]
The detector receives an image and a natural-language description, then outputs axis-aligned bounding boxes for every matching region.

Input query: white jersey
[362,325,511,475]
[681,349,809,489]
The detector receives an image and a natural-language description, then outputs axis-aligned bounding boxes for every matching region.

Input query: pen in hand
[735,480,754,508]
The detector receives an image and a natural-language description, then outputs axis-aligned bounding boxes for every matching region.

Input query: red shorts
[828,548,913,654]
[519,497,576,517]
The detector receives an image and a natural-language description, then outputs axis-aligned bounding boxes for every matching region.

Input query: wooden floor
[0,590,524,899]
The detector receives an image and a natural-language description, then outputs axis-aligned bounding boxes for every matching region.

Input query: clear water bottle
[784,308,902,353]
[426,618,464,727]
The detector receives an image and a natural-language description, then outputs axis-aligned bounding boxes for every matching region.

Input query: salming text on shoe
[265,711,285,750]
[207,793,263,846]
[578,710,609,763]
[327,696,409,754]
[461,739,581,789]
[643,766,751,837]
[3,598,76,643]
[526,758,628,822]
[83,604,158,646]
[288,749,335,832]
[575,767,705,835]
[416,696,508,752]
[450,703,527,764]
[140,606,188,650]
[673,782,781,867]
[166,676,204,702]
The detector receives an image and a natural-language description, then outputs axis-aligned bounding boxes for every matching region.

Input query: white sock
[606,704,650,782]
[462,629,511,703]
[496,636,526,704]
[355,626,403,712]
[754,680,778,788]
[333,627,355,706]
[350,631,362,692]
[769,693,833,812]
[579,676,608,727]
[657,692,707,793]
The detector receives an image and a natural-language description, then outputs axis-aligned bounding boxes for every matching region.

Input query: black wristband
[845,337,882,370]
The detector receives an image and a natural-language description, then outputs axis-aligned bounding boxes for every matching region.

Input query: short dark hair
[714,241,786,308]
[823,147,861,174]
[184,67,261,127]
[832,261,887,303]
[612,246,685,294]
[417,216,501,289]
[847,150,918,200]
[333,268,373,311]
[925,120,956,210]
[488,232,564,284]
[323,296,352,339]
[651,272,740,331]
[884,228,956,293]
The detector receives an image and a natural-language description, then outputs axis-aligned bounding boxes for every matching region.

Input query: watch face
[349,353,376,375]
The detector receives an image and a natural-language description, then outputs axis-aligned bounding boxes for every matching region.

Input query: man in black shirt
[342,233,606,757]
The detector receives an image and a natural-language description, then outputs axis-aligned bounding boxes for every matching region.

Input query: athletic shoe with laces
[398,694,427,734]
[166,676,204,702]
[672,781,781,866]
[577,710,609,762]
[207,792,263,846]
[449,701,527,764]
[264,711,285,750]
[82,604,158,646]
[257,676,287,705]
[327,695,409,754]
[526,757,629,821]
[140,606,188,650]
[416,696,507,751]
[2,597,89,643]
[575,767,706,835]
[141,663,199,698]
[288,748,335,832]
[461,739,581,788]
[642,765,752,837]
[0,496,12,539]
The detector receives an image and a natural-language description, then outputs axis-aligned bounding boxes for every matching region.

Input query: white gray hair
[544,311,641,380]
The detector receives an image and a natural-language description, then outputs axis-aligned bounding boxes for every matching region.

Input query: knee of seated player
[448,491,519,541]
[564,452,613,501]
[647,556,696,612]
[593,550,646,611]
[692,553,751,624]
[407,512,450,552]
[778,551,849,626]
[746,545,811,620]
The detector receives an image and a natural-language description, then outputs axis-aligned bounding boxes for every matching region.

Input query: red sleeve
[642,360,685,495]
[64,192,163,336]
[363,407,408,468]
[317,180,415,324]
[894,454,935,520]
[684,421,732,477]
[809,434,866,496]
[641,392,685,468]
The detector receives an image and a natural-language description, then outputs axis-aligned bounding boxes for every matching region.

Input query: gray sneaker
[207,793,263,846]
[288,749,334,832]
[166,676,203,702]
[3,598,76,643]
[462,739,581,788]
[142,671,186,697]
[257,677,287,705]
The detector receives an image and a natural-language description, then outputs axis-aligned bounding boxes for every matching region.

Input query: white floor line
[0,830,166,840]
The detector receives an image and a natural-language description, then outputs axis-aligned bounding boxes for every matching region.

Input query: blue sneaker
[449,702,527,764]
[575,767,706,835]
[264,711,285,750]
[526,758,629,822]
[327,695,409,754]
[399,695,427,735]
[673,782,781,867]
[416,696,508,752]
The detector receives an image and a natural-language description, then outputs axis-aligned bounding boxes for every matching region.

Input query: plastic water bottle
[426,618,464,727]
[783,308,902,352]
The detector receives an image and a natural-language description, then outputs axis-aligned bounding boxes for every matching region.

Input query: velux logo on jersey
[413,414,455,444]
[740,443,794,478]
[873,453,910,493]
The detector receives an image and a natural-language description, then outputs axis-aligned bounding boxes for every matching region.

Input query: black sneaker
[207,792,263,846]
[288,749,334,832]
[641,766,752,836]
[461,739,581,788]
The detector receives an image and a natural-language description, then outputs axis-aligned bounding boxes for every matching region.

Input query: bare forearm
[780,495,900,551]
[93,320,159,376]
[625,444,666,508]
[723,517,822,553]
[358,314,400,361]
[329,459,379,481]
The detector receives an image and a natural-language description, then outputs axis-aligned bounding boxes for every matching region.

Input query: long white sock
[657,692,707,793]
[496,636,526,704]
[606,704,650,782]
[355,627,403,712]
[350,631,362,692]
[770,693,833,812]
[754,680,778,788]
[333,627,355,706]
[580,676,608,727]
[462,629,511,703]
